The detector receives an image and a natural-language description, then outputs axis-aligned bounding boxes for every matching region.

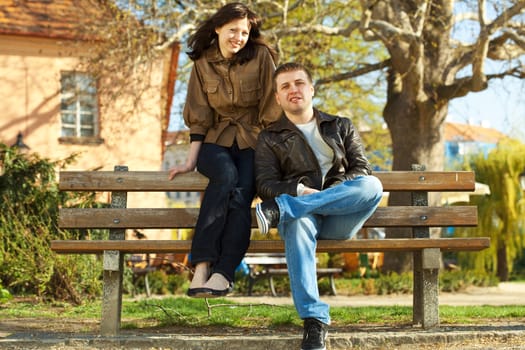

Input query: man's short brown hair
[273,62,313,91]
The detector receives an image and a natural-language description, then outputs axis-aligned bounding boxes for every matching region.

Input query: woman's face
[215,17,251,59]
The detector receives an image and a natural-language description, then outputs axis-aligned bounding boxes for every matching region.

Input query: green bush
[440,269,498,292]
[0,144,103,303]
[124,267,191,297]
[510,252,525,281]
[375,272,413,295]
[0,282,12,303]
[166,272,190,294]
[372,269,498,295]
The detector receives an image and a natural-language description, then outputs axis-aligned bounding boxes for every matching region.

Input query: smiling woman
[215,17,250,59]
[166,2,282,299]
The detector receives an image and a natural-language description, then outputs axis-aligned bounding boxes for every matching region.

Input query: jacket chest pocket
[204,80,220,106]
[239,78,261,105]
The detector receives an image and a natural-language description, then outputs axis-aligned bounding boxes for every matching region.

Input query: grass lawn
[1,296,524,332]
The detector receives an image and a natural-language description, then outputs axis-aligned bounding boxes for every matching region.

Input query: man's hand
[302,186,320,195]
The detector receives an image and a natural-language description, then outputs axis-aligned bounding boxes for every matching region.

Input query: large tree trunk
[366,0,454,273]
[381,68,447,273]
[384,69,446,173]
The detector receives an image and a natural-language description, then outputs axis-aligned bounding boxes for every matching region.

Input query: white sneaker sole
[255,204,270,235]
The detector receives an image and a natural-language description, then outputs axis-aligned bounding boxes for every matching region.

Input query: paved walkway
[1,282,525,349]
[231,281,525,307]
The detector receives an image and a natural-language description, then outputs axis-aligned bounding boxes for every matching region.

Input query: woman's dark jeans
[190,142,255,282]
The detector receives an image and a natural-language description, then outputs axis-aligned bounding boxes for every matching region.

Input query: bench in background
[243,253,342,296]
[51,166,489,335]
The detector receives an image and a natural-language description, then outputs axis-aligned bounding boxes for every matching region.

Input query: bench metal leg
[413,248,440,329]
[144,274,151,297]
[247,277,255,296]
[268,276,278,297]
[101,250,123,336]
[329,275,337,296]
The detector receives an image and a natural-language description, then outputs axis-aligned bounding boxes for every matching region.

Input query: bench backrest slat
[58,171,475,192]
[59,206,477,229]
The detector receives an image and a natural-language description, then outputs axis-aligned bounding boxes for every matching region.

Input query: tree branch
[371,19,419,42]
[486,66,525,80]
[155,23,195,51]
[471,0,489,91]
[445,1,525,91]
[485,1,525,35]
[315,59,391,87]
[488,30,525,60]
[438,65,523,100]
[258,0,306,21]
[273,21,361,38]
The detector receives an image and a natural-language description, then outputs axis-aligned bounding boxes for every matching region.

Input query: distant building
[444,122,508,169]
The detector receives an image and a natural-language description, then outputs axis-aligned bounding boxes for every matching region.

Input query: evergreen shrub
[0,144,104,303]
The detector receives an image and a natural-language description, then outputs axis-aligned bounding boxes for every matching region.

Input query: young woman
[168,2,281,297]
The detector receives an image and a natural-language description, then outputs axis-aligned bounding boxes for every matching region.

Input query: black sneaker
[301,318,327,350]
[255,199,280,235]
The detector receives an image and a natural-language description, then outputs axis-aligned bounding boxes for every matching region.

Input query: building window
[60,71,99,139]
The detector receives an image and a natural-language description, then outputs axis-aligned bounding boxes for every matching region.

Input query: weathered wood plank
[59,171,476,192]
[58,206,478,229]
[51,237,490,254]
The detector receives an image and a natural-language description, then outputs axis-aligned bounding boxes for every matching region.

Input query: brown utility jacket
[183,44,281,150]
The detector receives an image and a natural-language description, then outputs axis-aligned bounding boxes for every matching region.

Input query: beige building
[0,0,180,239]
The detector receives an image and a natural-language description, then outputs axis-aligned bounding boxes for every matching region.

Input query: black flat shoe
[187,284,233,298]
[208,284,233,297]
[187,287,214,298]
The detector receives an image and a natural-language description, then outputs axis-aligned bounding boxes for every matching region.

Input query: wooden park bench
[50,166,490,335]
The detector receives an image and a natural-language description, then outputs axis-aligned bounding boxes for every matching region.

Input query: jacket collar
[317,109,337,122]
[269,108,336,132]
[205,42,228,63]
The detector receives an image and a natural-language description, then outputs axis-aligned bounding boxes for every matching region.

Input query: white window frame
[60,71,99,139]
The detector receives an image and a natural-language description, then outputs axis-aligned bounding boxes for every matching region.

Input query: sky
[447,76,525,141]
[446,1,525,141]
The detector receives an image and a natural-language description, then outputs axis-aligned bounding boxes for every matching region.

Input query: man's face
[274,70,314,115]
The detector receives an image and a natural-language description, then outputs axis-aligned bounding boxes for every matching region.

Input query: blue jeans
[275,175,383,324]
[190,143,256,282]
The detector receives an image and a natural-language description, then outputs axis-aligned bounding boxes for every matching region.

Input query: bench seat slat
[59,171,475,192]
[50,238,490,254]
[59,206,478,229]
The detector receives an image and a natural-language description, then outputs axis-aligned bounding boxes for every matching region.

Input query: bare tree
[361,0,523,171]
[355,0,524,271]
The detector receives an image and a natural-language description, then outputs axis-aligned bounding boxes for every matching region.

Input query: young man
[255,62,383,350]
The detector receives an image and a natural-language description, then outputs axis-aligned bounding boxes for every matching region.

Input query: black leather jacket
[255,109,372,201]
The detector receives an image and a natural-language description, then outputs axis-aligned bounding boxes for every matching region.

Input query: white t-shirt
[295,119,334,195]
